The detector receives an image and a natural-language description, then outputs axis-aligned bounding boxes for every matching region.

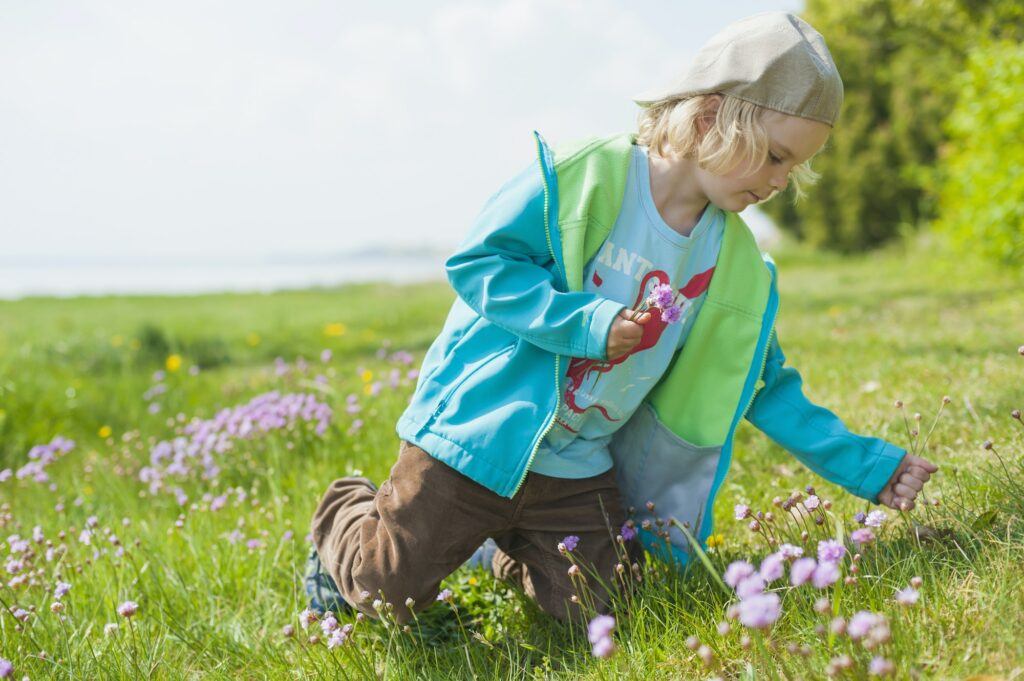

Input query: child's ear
[696,94,723,138]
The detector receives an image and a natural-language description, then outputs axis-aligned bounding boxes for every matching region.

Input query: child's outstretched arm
[445,159,626,361]
[745,334,937,508]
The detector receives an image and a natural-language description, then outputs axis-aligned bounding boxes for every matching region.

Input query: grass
[0,244,1022,679]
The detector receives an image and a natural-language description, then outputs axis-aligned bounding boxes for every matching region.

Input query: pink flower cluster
[0,436,76,486]
[139,391,332,496]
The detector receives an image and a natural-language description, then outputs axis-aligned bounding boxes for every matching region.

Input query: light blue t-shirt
[530,143,725,479]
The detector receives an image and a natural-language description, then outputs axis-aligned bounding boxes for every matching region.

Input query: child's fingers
[899,474,924,492]
[894,497,915,511]
[907,454,939,473]
[894,482,919,499]
[905,465,933,483]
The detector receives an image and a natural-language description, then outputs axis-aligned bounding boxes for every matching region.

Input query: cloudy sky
[1,0,800,263]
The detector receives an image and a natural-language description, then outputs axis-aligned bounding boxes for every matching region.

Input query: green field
[1,245,1022,679]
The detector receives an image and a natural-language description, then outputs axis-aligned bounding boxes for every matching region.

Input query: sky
[0,0,801,263]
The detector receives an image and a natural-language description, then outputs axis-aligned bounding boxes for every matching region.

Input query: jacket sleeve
[444,157,624,360]
[744,334,906,503]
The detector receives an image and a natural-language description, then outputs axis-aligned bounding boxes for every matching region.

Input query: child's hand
[876,454,939,511]
[607,308,651,361]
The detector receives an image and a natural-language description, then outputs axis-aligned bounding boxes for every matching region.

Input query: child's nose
[770,171,789,192]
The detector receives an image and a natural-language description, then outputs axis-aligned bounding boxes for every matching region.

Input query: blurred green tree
[762,0,1023,252]
[932,41,1024,264]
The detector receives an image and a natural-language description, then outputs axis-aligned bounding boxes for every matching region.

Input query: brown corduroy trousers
[310,440,641,624]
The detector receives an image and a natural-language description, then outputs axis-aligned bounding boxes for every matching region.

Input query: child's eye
[768,152,782,165]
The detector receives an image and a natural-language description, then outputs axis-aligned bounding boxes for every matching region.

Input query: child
[306,11,938,625]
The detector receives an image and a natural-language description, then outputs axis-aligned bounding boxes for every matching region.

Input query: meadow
[1,243,1022,679]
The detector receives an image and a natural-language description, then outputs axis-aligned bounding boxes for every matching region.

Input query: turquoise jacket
[396,131,906,565]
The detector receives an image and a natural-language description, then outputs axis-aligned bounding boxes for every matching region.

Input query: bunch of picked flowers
[630,283,685,324]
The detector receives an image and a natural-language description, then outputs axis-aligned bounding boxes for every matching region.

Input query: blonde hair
[635,94,820,201]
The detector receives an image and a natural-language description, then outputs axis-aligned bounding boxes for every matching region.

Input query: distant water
[0,255,448,300]
[1,209,779,300]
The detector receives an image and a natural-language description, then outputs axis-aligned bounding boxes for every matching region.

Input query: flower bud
[685,635,700,651]
[894,400,903,409]
[748,519,760,532]
[910,576,923,588]
[645,501,656,512]
[983,439,994,450]
[1012,409,1021,420]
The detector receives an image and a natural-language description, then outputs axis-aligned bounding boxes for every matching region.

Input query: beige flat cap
[632,12,844,126]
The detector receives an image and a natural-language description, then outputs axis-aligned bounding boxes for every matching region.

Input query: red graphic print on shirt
[556,265,715,432]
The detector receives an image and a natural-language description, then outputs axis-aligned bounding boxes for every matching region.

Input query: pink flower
[620,523,636,541]
[591,636,616,658]
[894,587,919,605]
[117,600,138,618]
[790,557,817,586]
[847,611,883,640]
[865,510,887,528]
[811,561,840,589]
[735,575,766,599]
[803,495,820,510]
[779,543,804,559]
[327,628,347,649]
[661,304,683,324]
[734,504,751,520]
[0,659,12,678]
[817,539,846,564]
[724,560,756,588]
[320,614,338,634]
[869,656,895,677]
[298,608,316,629]
[648,283,675,309]
[436,588,453,602]
[851,528,875,546]
[587,614,616,644]
[737,592,781,629]
[561,535,580,552]
[759,552,785,583]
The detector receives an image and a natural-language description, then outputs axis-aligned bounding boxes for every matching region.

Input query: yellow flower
[324,323,347,337]
[467,576,478,586]
[706,533,724,548]
[362,383,374,396]
[111,335,124,348]
[166,354,183,372]
[129,339,141,350]
[246,332,261,347]
[98,425,112,439]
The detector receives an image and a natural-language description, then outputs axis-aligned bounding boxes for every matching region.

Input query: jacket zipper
[741,324,775,420]
[511,135,562,497]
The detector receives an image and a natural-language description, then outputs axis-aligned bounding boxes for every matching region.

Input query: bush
[761,0,1024,253]
[931,41,1024,265]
